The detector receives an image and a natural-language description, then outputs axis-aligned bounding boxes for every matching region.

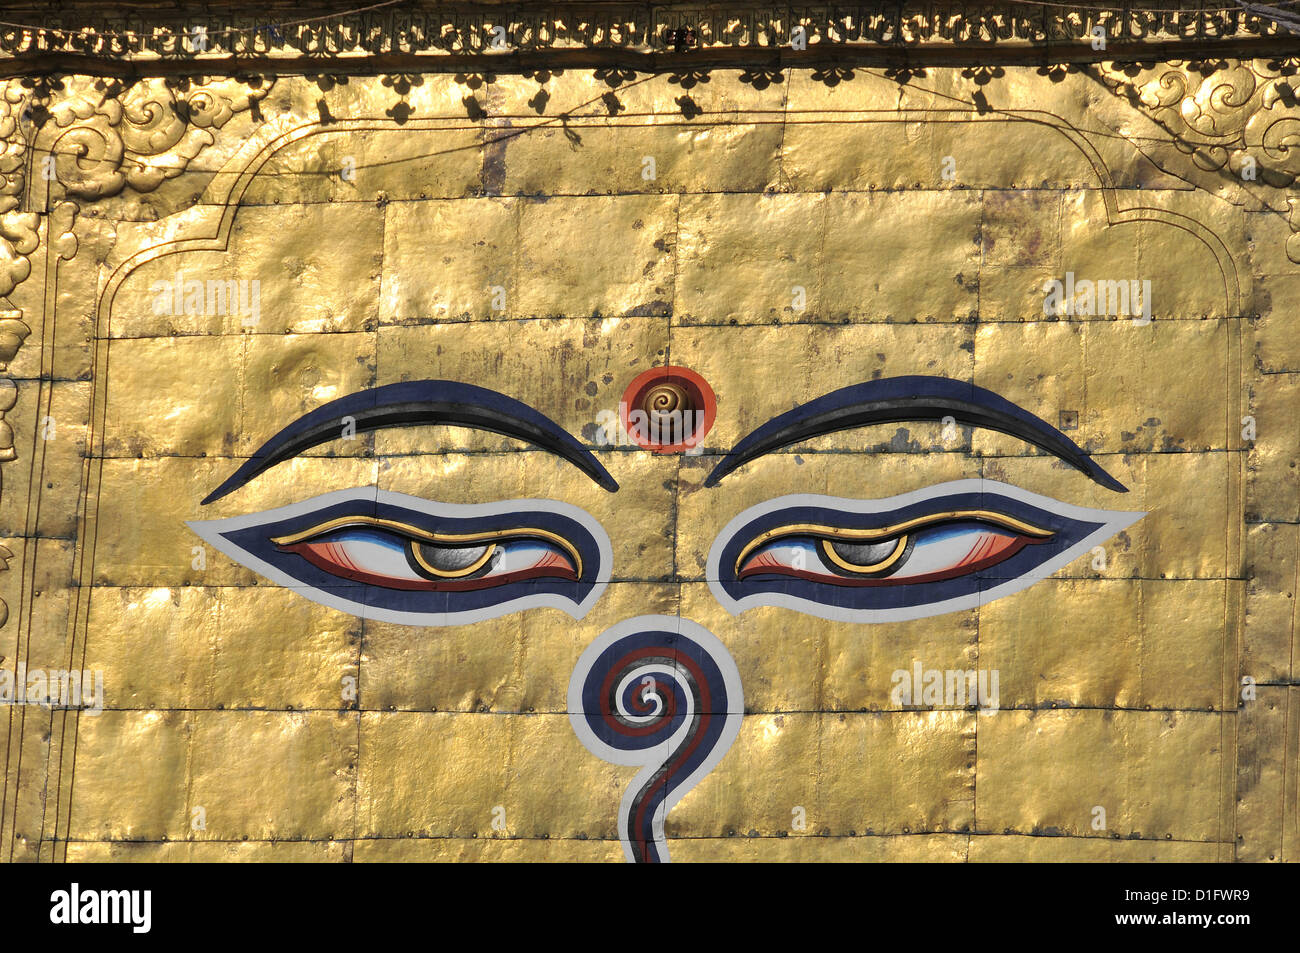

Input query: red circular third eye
[619,365,717,453]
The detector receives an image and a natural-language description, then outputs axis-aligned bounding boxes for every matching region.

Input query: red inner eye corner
[618,365,717,453]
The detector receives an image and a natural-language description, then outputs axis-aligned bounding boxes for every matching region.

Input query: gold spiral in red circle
[641,381,691,415]
[619,365,716,453]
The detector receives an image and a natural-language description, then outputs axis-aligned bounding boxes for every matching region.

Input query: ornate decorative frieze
[0,4,1292,61]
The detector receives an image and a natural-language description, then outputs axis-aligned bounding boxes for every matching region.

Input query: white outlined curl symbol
[568,616,744,863]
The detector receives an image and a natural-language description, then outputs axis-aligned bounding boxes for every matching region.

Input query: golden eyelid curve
[270,516,584,578]
[409,542,497,579]
[819,536,908,574]
[733,509,1054,574]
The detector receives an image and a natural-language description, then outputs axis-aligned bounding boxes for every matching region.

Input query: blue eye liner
[707,480,1144,624]
[188,488,613,625]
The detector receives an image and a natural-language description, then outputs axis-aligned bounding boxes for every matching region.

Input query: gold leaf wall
[0,46,1296,862]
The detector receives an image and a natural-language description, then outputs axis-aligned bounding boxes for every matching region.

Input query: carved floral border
[0,4,1295,59]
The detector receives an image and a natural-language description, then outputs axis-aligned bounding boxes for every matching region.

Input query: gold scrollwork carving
[43,75,272,201]
[1099,59,1300,260]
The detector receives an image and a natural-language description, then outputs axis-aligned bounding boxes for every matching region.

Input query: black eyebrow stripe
[202,379,618,504]
[703,375,1127,492]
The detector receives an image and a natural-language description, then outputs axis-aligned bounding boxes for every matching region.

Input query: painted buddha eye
[188,488,612,625]
[271,518,581,591]
[708,480,1144,623]
[736,512,1053,586]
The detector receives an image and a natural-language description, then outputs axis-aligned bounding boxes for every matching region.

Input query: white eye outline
[706,479,1144,623]
[188,487,613,626]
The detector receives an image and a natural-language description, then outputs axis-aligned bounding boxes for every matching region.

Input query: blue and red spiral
[568,617,743,863]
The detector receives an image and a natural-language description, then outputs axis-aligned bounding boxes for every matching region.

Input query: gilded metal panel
[0,53,1292,862]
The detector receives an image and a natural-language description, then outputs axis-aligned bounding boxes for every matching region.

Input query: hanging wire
[1228,0,1300,33]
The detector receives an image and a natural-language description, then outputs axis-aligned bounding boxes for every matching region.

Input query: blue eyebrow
[202,379,618,504]
[703,375,1126,492]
